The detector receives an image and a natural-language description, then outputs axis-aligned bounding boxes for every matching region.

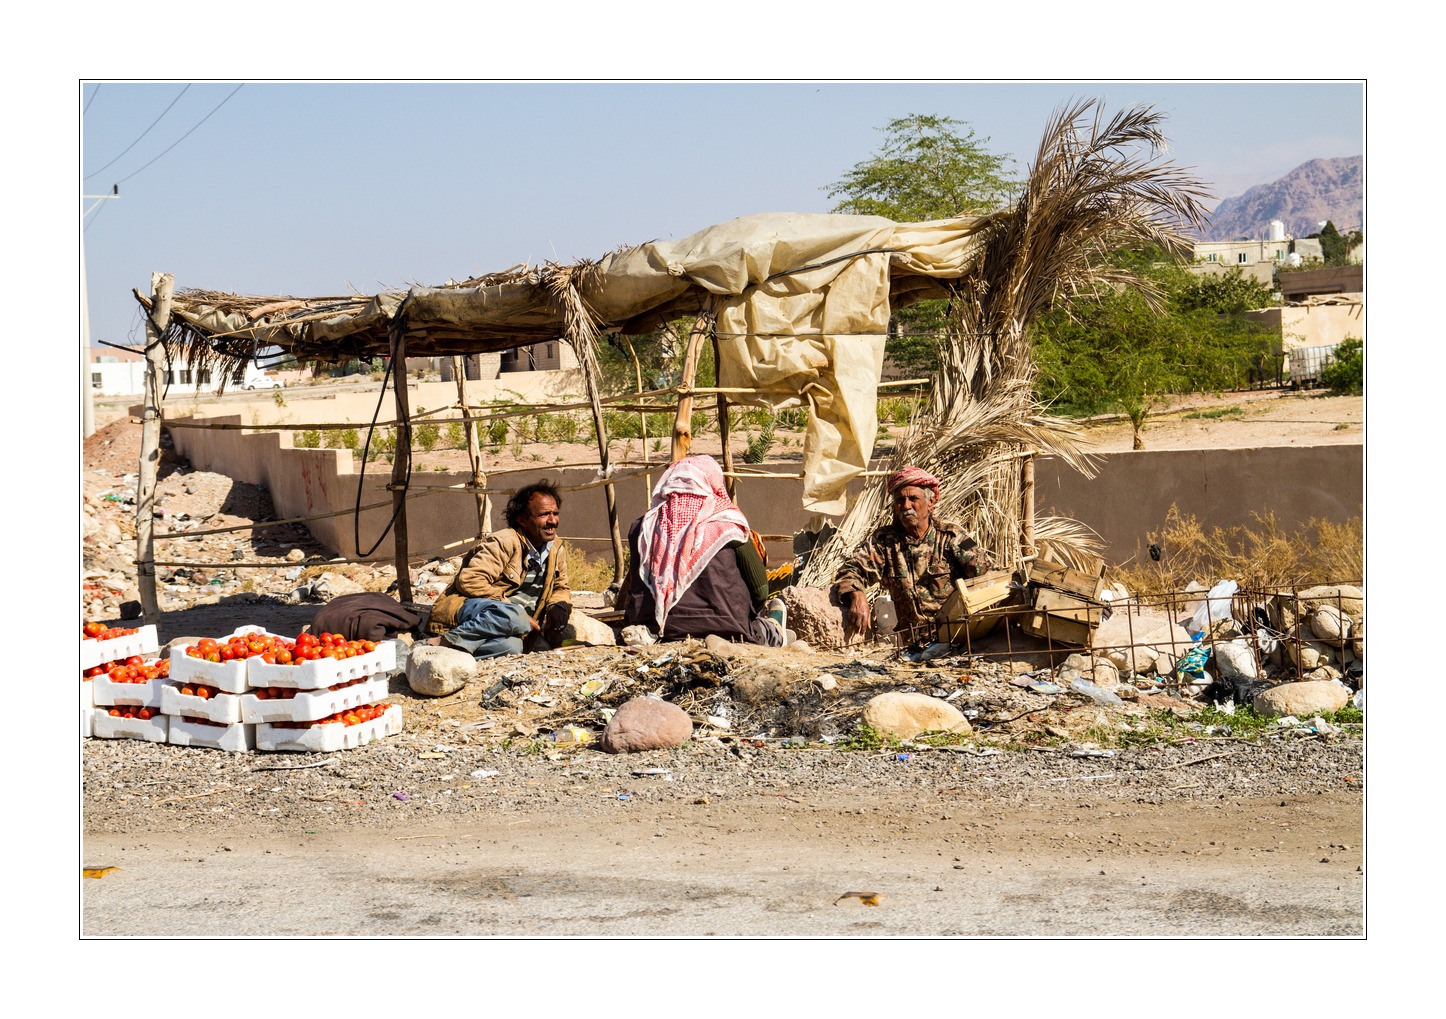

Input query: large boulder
[600,697,694,753]
[780,586,846,649]
[861,691,971,739]
[1252,680,1351,718]
[405,645,476,697]
[562,612,617,646]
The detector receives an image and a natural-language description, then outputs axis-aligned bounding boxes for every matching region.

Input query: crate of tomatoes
[247,631,396,691]
[168,626,289,693]
[241,674,391,725]
[168,716,256,752]
[161,679,244,724]
[256,703,402,753]
[81,621,159,670]
[90,656,171,709]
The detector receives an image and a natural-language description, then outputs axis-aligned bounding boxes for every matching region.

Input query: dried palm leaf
[800,99,1209,590]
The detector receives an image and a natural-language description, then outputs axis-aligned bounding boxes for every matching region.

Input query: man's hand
[844,590,871,638]
[543,602,572,643]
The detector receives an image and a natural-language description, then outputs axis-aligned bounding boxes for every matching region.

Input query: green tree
[824,114,1020,375]
[1316,221,1363,268]
[1176,266,1276,314]
[1320,338,1364,395]
[824,114,1019,220]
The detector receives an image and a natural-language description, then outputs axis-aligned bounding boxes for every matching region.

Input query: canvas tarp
[160,211,986,516]
[590,213,987,514]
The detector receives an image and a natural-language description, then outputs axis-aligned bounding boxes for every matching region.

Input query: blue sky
[80,80,1364,348]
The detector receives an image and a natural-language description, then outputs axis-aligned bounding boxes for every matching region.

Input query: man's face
[517,493,560,548]
[891,485,935,537]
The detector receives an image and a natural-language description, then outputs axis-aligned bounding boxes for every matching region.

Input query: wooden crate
[936,571,1015,644]
[1019,609,1095,647]
[1026,559,1107,600]
[1021,559,1107,647]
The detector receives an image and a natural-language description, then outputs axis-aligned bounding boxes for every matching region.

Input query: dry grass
[1114,504,1363,593]
[566,545,620,594]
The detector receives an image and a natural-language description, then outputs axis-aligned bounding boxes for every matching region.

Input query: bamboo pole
[671,307,712,461]
[453,356,490,535]
[714,335,735,500]
[136,272,174,624]
[388,316,414,603]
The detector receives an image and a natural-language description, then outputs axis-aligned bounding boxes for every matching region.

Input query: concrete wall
[1033,446,1363,568]
[1281,301,1363,349]
[162,391,1363,573]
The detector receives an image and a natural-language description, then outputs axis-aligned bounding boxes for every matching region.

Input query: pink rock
[781,585,847,649]
[600,697,694,754]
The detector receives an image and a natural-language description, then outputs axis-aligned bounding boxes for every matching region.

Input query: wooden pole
[389,316,414,602]
[670,307,712,462]
[1021,451,1036,561]
[453,356,490,534]
[136,272,173,624]
[581,340,626,587]
[714,335,736,500]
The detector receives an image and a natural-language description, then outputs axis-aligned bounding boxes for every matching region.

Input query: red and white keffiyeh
[637,455,750,632]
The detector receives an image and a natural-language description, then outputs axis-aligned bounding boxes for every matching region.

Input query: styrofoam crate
[160,684,243,724]
[91,709,169,743]
[241,676,391,725]
[168,717,256,753]
[81,680,95,711]
[256,705,403,753]
[168,626,287,694]
[80,624,159,670]
[92,674,167,709]
[248,641,397,691]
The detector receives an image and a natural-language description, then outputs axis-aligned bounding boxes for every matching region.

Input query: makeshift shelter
[135,212,996,614]
[132,99,1212,627]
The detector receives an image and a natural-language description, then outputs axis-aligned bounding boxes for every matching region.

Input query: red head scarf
[637,455,750,631]
[887,466,941,499]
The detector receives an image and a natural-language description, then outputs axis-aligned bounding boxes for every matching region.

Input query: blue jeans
[444,598,532,659]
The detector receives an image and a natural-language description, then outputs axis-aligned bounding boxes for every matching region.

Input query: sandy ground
[78,385,1367,941]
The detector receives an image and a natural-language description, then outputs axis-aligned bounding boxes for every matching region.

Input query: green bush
[1320,338,1363,396]
[741,420,776,464]
[415,421,440,452]
[340,428,360,451]
[445,422,465,449]
[296,429,321,449]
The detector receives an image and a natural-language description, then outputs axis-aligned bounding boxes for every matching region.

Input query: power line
[111,84,245,188]
[83,84,100,115]
[84,84,190,181]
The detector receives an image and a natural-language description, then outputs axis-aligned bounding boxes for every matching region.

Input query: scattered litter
[1070,677,1124,707]
[945,689,964,701]
[834,891,882,906]
[632,769,672,779]
[418,751,446,760]
[392,792,411,801]
[580,679,606,698]
[895,753,912,762]
[616,792,631,802]
[1069,748,1117,759]
[704,714,731,730]
[1030,681,1063,694]
[470,769,500,779]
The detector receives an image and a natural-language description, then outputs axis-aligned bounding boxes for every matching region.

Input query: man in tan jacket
[426,481,572,658]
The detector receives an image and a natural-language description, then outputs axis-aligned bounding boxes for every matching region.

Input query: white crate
[248,641,397,691]
[167,626,287,694]
[168,717,256,753]
[256,705,402,753]
[91,709,169,743]
[241,676,391,725]
[80,624,159,670]
[92,674,167,709]
[160,684,243,724]
[81,682,94,738]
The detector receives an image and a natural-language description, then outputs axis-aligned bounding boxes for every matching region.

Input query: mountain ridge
[1198,156,1362,241]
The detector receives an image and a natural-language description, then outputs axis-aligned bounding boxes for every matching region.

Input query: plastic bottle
[871,595,897,639]
[552,726,592,745]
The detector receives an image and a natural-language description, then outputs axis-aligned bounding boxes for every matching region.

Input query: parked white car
[242,371,283,390]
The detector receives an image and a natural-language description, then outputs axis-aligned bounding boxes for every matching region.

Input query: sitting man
[621,455,782,646]
[425,480,572,658]
[831,466,993,647]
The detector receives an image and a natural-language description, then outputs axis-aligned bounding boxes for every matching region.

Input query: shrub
[296,430,321,449]
[1320,339,1363,396]
[415,421,440,452]
[445,422,466,449]
[741,420,776,464]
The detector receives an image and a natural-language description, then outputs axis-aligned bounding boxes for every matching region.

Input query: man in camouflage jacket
[831,466,992,645]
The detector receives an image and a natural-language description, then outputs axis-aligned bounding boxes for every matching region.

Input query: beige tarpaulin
[161,211,986,515]
[594,213,986,514]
